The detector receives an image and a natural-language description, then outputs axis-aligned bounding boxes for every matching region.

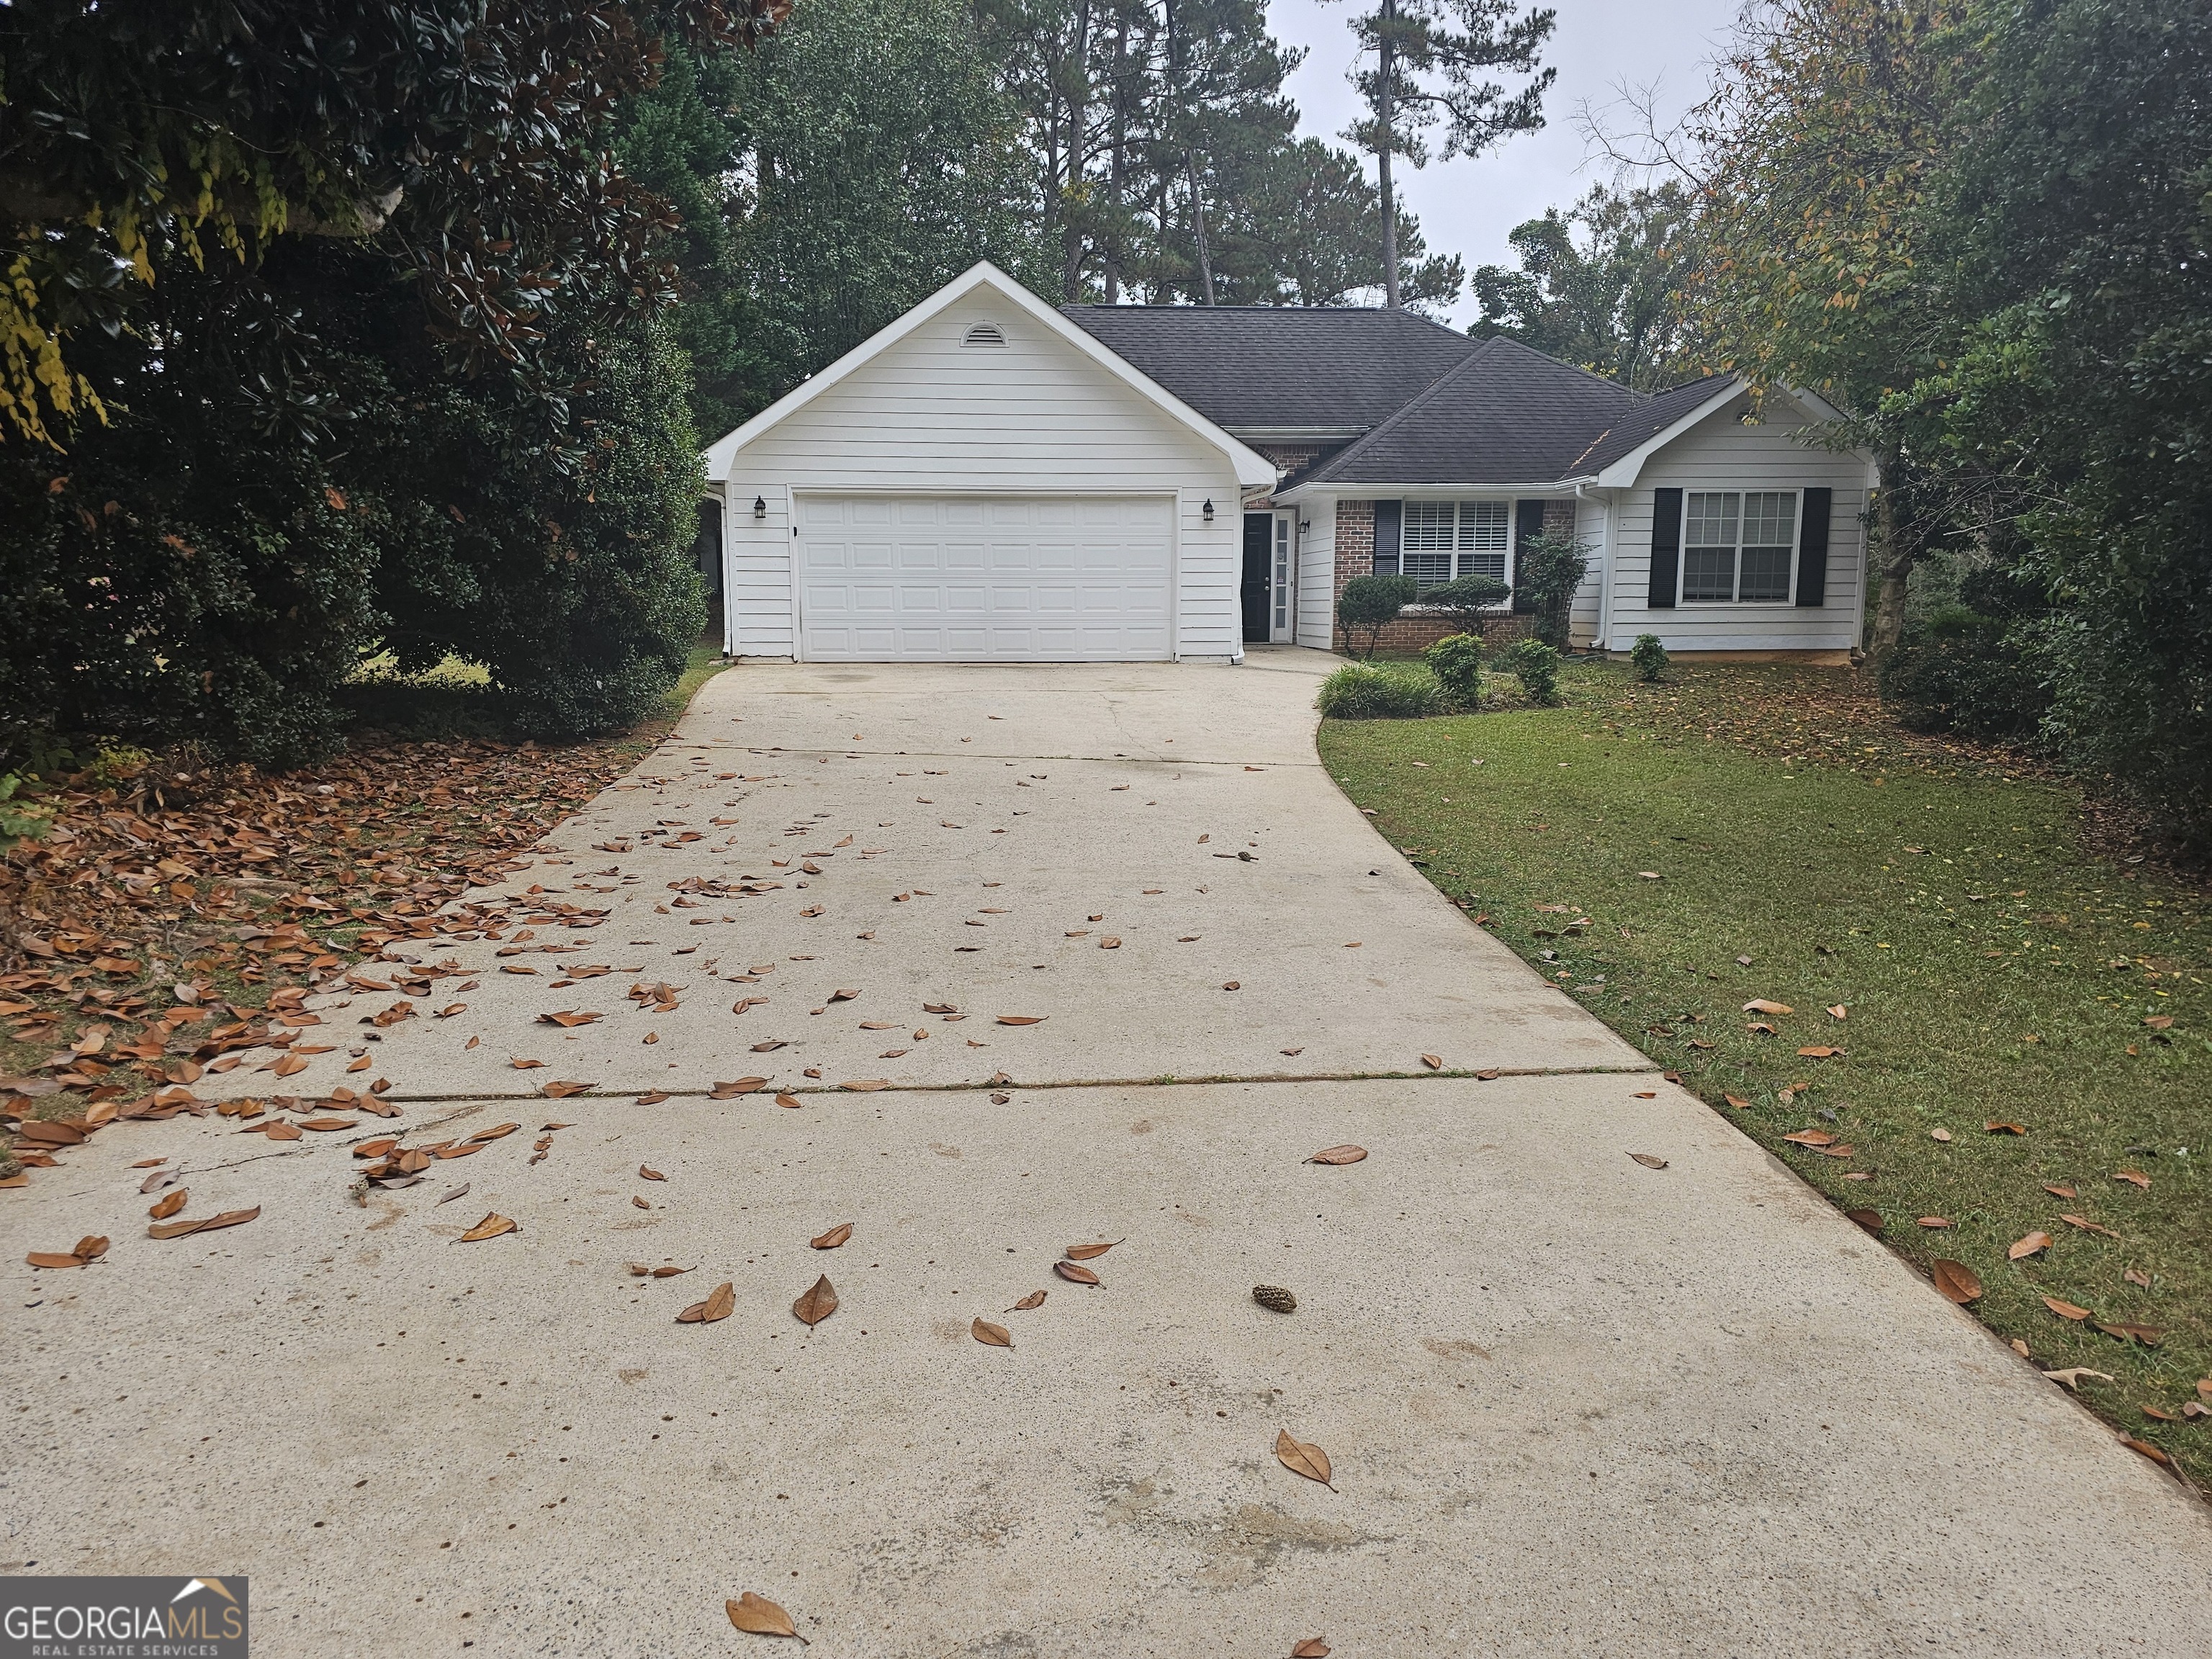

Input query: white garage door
[796,494,1174,662]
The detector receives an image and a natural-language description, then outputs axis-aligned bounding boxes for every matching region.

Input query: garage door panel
[798,494,1174,661]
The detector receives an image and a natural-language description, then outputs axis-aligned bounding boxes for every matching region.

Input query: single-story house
[700,261,1877,664]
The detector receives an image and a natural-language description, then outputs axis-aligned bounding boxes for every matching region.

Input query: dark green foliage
[1879,606,2048,743]
[1505,638,1560,706]
[1419,573,1512,637]
[1337,573,1419,660]
[1629,634,1669,683]
[1422,633,1484,709]
[1512,529,1590,650]
[1316,662,1444,719]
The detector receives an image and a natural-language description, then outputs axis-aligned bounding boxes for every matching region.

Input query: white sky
[1266,0,1743,323]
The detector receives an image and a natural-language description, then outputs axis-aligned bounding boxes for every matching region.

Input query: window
[1401,500,1512,590]
[961,320,1007,348]
[1682,490,1797,603]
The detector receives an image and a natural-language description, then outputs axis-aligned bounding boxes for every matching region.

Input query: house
[700,261,1877,665]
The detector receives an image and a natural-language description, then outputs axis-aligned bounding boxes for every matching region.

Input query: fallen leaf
[1931,1259,1982,1304]
[2114,1169,2152,1190]
[1781,1129,1835,1147]
[829,988,860,1002]
[149,1205,261,1241]
[540,1080,591,1098]
[1826,1005,1847,1020]
[538,1010,602,1028]
[2008,1231,2054,1260]
[1722,1094,1750,1110]
[792,1274,838,1326]
[26,1251,89,1269]
[1274,1429,1334,1488]
[2119,1437,2172,1467]
[456,1213,516,1243]
[1053,1261,1100,1285]
[636,1089,670,1105]
[2125,1266,2152,1288]
[1222,981,1240,991]
[997,1015,1046,1026]
[971,1317,1013,1348]
[148,1189,187,1220]
[1985,1120,2027,1136]
[678,1282,736,1324]
[2058,1213,2121,1238]
[2097,1321,2162,1346]
[1064,1239,1123,1261]
[639,1165,665,1181]
[2042,1296,2093,1321]
[810,1223,853,1250]
[2042,1367,2113,1390]
[511,1058,547,1070]
[1629,1152,1668,1169]
[709,1077,768,1098]
[1007,1290,1047,1311]
[1743,999,1794,1015]
[2044,1182,2077,1199]
[1292,1643,1332,1658]
[1419,1053,1442,1070]
[260,1120,303,1141]
[840,1079,889,1092]
[1305,1144,1367,1166]
[727,1591,807,1642]
[1917,1216,1953,1228]
[1796,1046,1843,1059]
[775,1094,803,1110]
[1845,1208,1883,1235]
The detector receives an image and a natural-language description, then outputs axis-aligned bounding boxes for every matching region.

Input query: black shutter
[1647,487,1682,609]
[1511,498,1546,612]
[1795,487,1831,606]
[1372,500,1401,576]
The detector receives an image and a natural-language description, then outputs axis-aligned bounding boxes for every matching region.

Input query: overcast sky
[1265,0,1743,323]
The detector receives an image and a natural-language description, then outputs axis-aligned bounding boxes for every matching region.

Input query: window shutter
[1795,487,1831,606]
[1511,499,1546,612]
[1372,500,1401,575]
[1647,487,1682,609]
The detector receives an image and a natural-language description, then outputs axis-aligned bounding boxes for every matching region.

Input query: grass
[1318,657,2210,1486]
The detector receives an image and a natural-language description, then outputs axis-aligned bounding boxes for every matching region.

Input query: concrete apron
[6,656,2209,1658]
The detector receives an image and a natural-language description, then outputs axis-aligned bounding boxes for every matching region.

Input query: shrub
[1336,574,1419,660]
[1506,639,1563,706]
[1878,606,2049,741]
[1423,633,1485,709]
[1629,634,1669,682]
[1316,662,1445,719]
[1515,529,1592,649]
[1421,573,1512,638]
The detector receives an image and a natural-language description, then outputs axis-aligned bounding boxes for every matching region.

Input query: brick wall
[1329,495,1575,657]
[1246,442,1337,509]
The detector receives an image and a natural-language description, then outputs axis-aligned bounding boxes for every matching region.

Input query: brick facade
[1329,495,1574,656]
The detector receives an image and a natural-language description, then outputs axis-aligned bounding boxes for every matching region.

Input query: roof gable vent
[961,320,1007,349]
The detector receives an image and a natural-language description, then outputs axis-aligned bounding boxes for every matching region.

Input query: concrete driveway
[6,654,2209,1657]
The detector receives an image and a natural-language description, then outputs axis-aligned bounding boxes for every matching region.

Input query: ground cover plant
[1318,657,2210,1485]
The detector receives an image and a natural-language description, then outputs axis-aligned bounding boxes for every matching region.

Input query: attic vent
[961,320,1007,349]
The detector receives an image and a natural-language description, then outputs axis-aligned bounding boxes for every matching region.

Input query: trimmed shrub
[1423,632,1485,709]
[1878,605,2049,741]
[1316,662,1446,719]
[1336,573,1419,660]
[1515,529,1592,649]
[1421,573,1512,638]
[1506,639,1563,706]
[1629,633,1669,682]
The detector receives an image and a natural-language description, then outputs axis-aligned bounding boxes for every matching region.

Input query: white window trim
[1399,499,1516,598]
[1679,487,1801,606]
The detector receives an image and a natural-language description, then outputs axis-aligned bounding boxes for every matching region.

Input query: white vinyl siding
[718,292,1241,660]
[1605,392,1870,652]
[1401,500,1510,588]
[1295,498,1336,649]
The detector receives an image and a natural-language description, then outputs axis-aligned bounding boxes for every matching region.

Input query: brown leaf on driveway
[541,1080,592,1098]
[1007,1290,1046,1311]
[775,1094,803,1110]
[709,1077,768,1098]
[1064,1240,1123,1261]
[1053,1261,1101,1285]
[639,1165,665,1181]
[631,1195,651,1210]
[829,988,860,1002]
[1629,1152,1669,1169]
[2120,1437,2172,1467]
[726,1592,806,1642]
[840,1079,889,1092]
[1305,1145,1367,1166]
[150,1205,262,1241]
[1274,1430,1334,1488]
[2008,1231,2054,1260]
[455,1212,516,1243]
[924,1002,958,1014]
[511,1058,548,1070]
[997,1015,1046,1026]
[538,1010,601,1028]
[148,1189,187,1220]
[971,1317,1013,1348]
[1419,1053,1442,1070]
[259,1121,304,1141]
[1222,981,1241,991]
[1931,1259,1982,1304]
[678,1282,736,1324]
[636,1089,670,1105]
[810,1223,853,1250]
[793,1274,839,1326]
[1292,1642,1332,1658]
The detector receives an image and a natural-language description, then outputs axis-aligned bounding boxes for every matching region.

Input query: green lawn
[1318,658,2209,1485]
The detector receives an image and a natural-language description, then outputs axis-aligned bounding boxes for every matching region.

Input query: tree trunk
[1867,450,1912,654]
[1187,151,1215,304]
[1060,0,1092,302]
[1103,18,1128,304]
[1379,0,1400,309]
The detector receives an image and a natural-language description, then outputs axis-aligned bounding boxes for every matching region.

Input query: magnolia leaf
[793,1274,838,1326]
[678,1282,736,1324]
[26,1251,86,1269]
[1629,1152,1668,1169]
[1742,999,1794,1015]
[727,1592,807,1643]
[1053,1261,1100,1285]
[1844,1208,1882,1234]
[2008,1231,2053,1261]
[1305,1144,1367,1166]
[971,1317,1013,1348]
[1419,1053,1442,1070]
[1064,1239,1122,1262]
[1931,1259,1982,1304]
[1274,1429,1334,1488]
[457,1212,516,1243]
[1292,1642,1332,1658]
[997,1015,1046,1025]
[2042,1367,2113,1390]
[840,1079,889,1092]
[709,1077,768,1098]
[150,1205,261,1241]
[775,1094,804,1110]
[1007,1290,1046,1311]
[148,1188,187,1220]
[639,1165,666,1181]
[809,1223,853,1250]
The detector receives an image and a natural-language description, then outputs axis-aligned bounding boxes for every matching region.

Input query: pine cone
[1252,1285,1297,1314]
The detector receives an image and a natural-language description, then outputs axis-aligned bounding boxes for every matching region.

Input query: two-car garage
[701,262,1275,665]
[794,493,1175,662]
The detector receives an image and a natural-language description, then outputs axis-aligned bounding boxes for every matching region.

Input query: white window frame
[1401,500,1514,594]
[1680,488,1800,606]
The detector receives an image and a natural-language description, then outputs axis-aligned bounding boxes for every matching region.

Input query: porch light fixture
[752,495,766,520]
[1202,498,1215,521]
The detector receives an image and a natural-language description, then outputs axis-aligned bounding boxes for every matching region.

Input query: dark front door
[1241,513,1272,642]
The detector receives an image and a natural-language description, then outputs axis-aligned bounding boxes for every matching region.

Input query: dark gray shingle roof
[1290,338,1738,487]
[1061,305,1479,433]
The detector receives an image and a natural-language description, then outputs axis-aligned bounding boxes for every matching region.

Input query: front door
[1241,512,1272,642]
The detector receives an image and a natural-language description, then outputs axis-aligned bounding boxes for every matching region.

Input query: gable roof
[1061,305,1479,434]
[703,263,1275,490]
[1573,374,1743,481]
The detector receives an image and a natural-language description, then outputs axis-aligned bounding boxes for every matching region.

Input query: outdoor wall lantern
[752,494,767,520]
[1299,519,1311,533]
[1202,498,1215,521]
